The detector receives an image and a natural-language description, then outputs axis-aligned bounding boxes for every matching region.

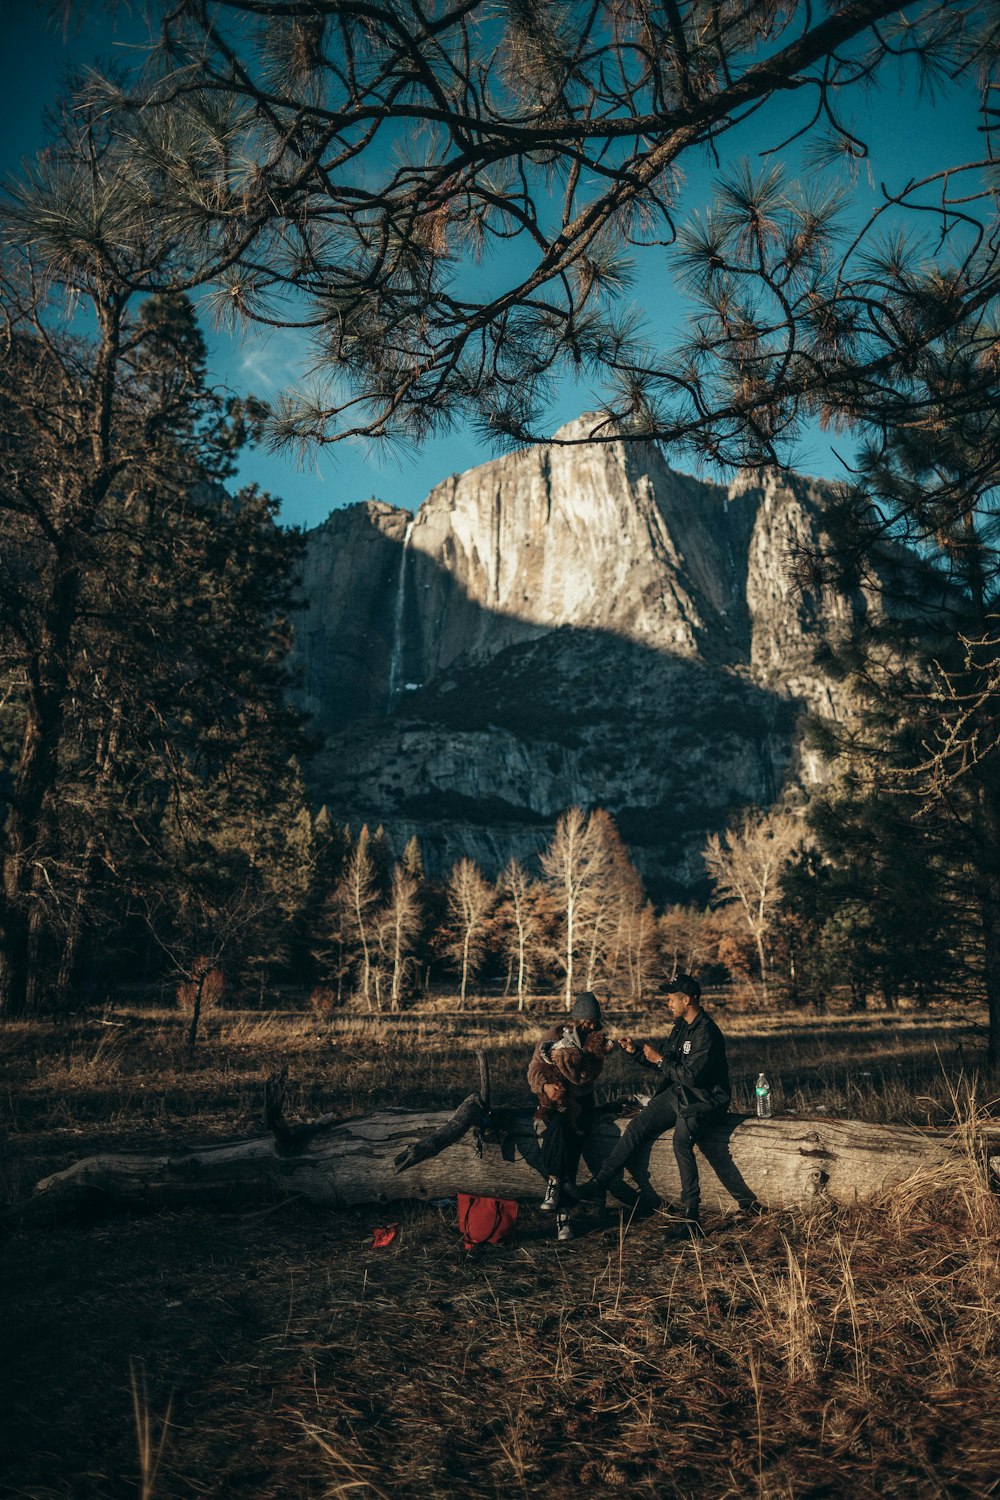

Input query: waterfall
[386,519,414,713]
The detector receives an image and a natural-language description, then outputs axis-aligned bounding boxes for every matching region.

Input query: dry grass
[2,1002,999,1499]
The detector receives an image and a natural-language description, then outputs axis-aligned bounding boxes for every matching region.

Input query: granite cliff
[294,417,863,898]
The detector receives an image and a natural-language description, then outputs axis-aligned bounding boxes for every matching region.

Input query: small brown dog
[532,1025,615,1130]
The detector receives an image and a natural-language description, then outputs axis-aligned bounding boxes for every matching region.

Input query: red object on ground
[456,1194,519,1251]
[371,1224,398,1248]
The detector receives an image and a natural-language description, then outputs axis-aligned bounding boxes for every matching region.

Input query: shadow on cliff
[297,522,804,901]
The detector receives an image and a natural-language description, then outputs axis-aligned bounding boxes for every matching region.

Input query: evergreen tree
[0,97,306,1015]
[370,825,395,900]
[802,318,1000,1065]
[297,809,349,985]
[780,789,960,1013]
[401,835,425,884]
[103,5,996,458]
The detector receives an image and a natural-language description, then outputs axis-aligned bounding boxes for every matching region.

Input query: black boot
[575,1177,607,1208]
[664,1216,705,1242]
[735,1199,768,1219]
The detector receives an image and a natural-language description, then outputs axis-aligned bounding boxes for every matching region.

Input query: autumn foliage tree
[338,830,380,1010]
[444,857,495,1007]
[539,805,648,1007]
[703,808,806,1005]
[378,868,424,1012]
[496,858,543,1011]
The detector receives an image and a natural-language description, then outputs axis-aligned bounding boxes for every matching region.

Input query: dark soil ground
[3,1001,999,1499]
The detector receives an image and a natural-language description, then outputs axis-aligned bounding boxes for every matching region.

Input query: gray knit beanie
[570,991,602,1024]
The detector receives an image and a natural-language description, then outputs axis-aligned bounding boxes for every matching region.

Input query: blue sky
[0,3,986,529]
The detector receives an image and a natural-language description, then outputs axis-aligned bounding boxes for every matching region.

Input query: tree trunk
[360,936,372,1011]
[964,533,1000,1077]
[980,891,1000,1077]
[186,971,206,1051]
[354,891,372,1012]
[55,857,92,1009]
[0,917,30,1022]
[564,893,575,1010]
[21,1103,985,1227]
[585,909,602,990]
[460,931,470,1008]
[974,782,1000,1077]
[1,696,66,1017]
[54,719,117,1010]
[24,897,49,1015]
[755,928,769,1006]
[513,904,528,1012]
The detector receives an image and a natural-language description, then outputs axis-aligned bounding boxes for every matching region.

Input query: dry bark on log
[18,1080,980,1227]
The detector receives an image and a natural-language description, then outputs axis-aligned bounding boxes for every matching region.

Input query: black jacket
[638,1009,731,1118]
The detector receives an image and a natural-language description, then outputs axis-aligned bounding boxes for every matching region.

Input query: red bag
[456,1193,519,1251]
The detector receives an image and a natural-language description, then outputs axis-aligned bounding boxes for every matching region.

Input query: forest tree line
[247,795,979,1018]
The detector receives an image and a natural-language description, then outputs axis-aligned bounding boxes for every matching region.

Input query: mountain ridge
[292,419,861,896]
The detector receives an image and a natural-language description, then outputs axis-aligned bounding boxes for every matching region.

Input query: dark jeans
[537,1097,595,1184]
[594,1088,714,1219]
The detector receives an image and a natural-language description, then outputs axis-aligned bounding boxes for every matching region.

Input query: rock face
[293,417,861,898]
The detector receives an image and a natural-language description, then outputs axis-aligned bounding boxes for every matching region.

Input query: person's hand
[617,1036,636,1054]
[543,1081,566,1102]
[642,1044,663,1065]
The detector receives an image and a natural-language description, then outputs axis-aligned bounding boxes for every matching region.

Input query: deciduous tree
[340,829,380,1010]
[704,808,806,1005]
[444,857,495,1007]
[378,867,423,1012]
[496,858,542,1011]
[540,805,617,1008]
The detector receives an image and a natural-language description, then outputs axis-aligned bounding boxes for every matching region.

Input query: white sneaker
[556,1213,575,1242]
[540,1178,560,1213]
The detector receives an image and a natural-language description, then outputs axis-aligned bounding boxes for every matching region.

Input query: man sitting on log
[578,973,750,1239]
[528,990,613,1242]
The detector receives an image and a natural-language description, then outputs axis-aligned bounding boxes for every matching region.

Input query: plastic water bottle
[755,1073,772,1119]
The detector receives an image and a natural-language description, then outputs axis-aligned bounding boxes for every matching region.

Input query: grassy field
[2,999,999,1499]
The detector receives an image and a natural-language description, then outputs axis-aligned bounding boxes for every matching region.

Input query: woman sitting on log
[527,991,614,1241]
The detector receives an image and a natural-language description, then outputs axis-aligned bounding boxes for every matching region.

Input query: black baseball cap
[659,973,701,1002]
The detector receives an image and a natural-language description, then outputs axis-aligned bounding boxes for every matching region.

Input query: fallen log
[17,1066,986,1226]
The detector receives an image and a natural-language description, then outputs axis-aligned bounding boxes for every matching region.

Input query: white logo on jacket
[682,1040,692,1054]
